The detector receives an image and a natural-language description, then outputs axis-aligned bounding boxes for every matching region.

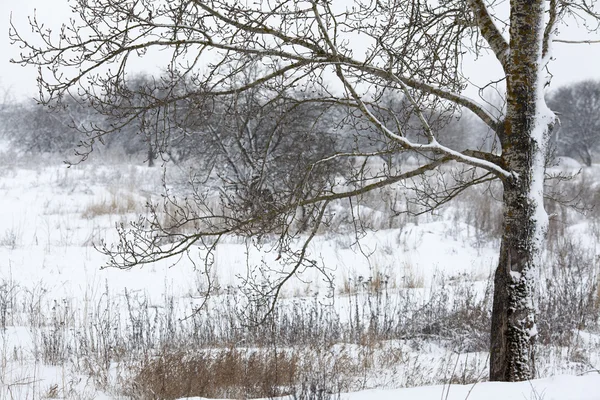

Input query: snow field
[0,158,598,399]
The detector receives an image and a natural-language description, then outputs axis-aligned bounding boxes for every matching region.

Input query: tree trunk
[490,180,542,381]
[489,0,554,381]
[583,149,592,167]
[147,142,155,167]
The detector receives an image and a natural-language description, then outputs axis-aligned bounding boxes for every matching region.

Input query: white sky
[1,1,599,102]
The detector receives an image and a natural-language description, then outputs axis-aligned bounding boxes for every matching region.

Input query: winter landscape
[0,148,598,399]
[1,0,600,399]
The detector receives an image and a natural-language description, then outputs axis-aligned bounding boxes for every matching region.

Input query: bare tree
[10,0,600,382]
[2,97,93,155]
[99,73,178,166]
[547,79,600,166]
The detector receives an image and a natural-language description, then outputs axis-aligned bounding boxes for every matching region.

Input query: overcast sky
[2,1,600,102]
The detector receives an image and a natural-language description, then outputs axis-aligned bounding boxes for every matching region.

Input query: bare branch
[552,38,600,44]
[543,0,559,59]
[333,64,508,177]
[467,0,510,68]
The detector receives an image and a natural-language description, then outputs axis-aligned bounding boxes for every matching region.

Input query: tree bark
[489,0,554,381]
[147,142,156,168]
[490,181,541,381]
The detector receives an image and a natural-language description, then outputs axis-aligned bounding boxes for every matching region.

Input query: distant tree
[435,111,499,153]
[2,98,91,155]
[0,86,15,132]
[162,71,346,230]
[12,0,600,382]
[100,74,167,166]
[547,80,600,166]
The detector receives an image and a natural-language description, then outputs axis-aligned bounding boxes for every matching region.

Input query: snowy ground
[340,374,600,400]
[0,153,599,399]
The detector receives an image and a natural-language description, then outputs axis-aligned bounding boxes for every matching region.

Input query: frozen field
[0,153,599,399]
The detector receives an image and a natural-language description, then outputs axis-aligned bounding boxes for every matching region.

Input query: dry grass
[400,261,424,289]
[130,349,296,399]
[340,271,395,295]
[129,347,352,400]
[82,190,139,219]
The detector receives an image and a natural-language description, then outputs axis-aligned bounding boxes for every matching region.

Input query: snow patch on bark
[526,324,539,339]
[530,16,555,261]
[524,4,557,344]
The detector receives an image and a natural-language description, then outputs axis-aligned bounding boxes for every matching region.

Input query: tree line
[2,78,597,168]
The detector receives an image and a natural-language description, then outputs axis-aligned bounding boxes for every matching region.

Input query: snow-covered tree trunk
[490,0,556,381]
